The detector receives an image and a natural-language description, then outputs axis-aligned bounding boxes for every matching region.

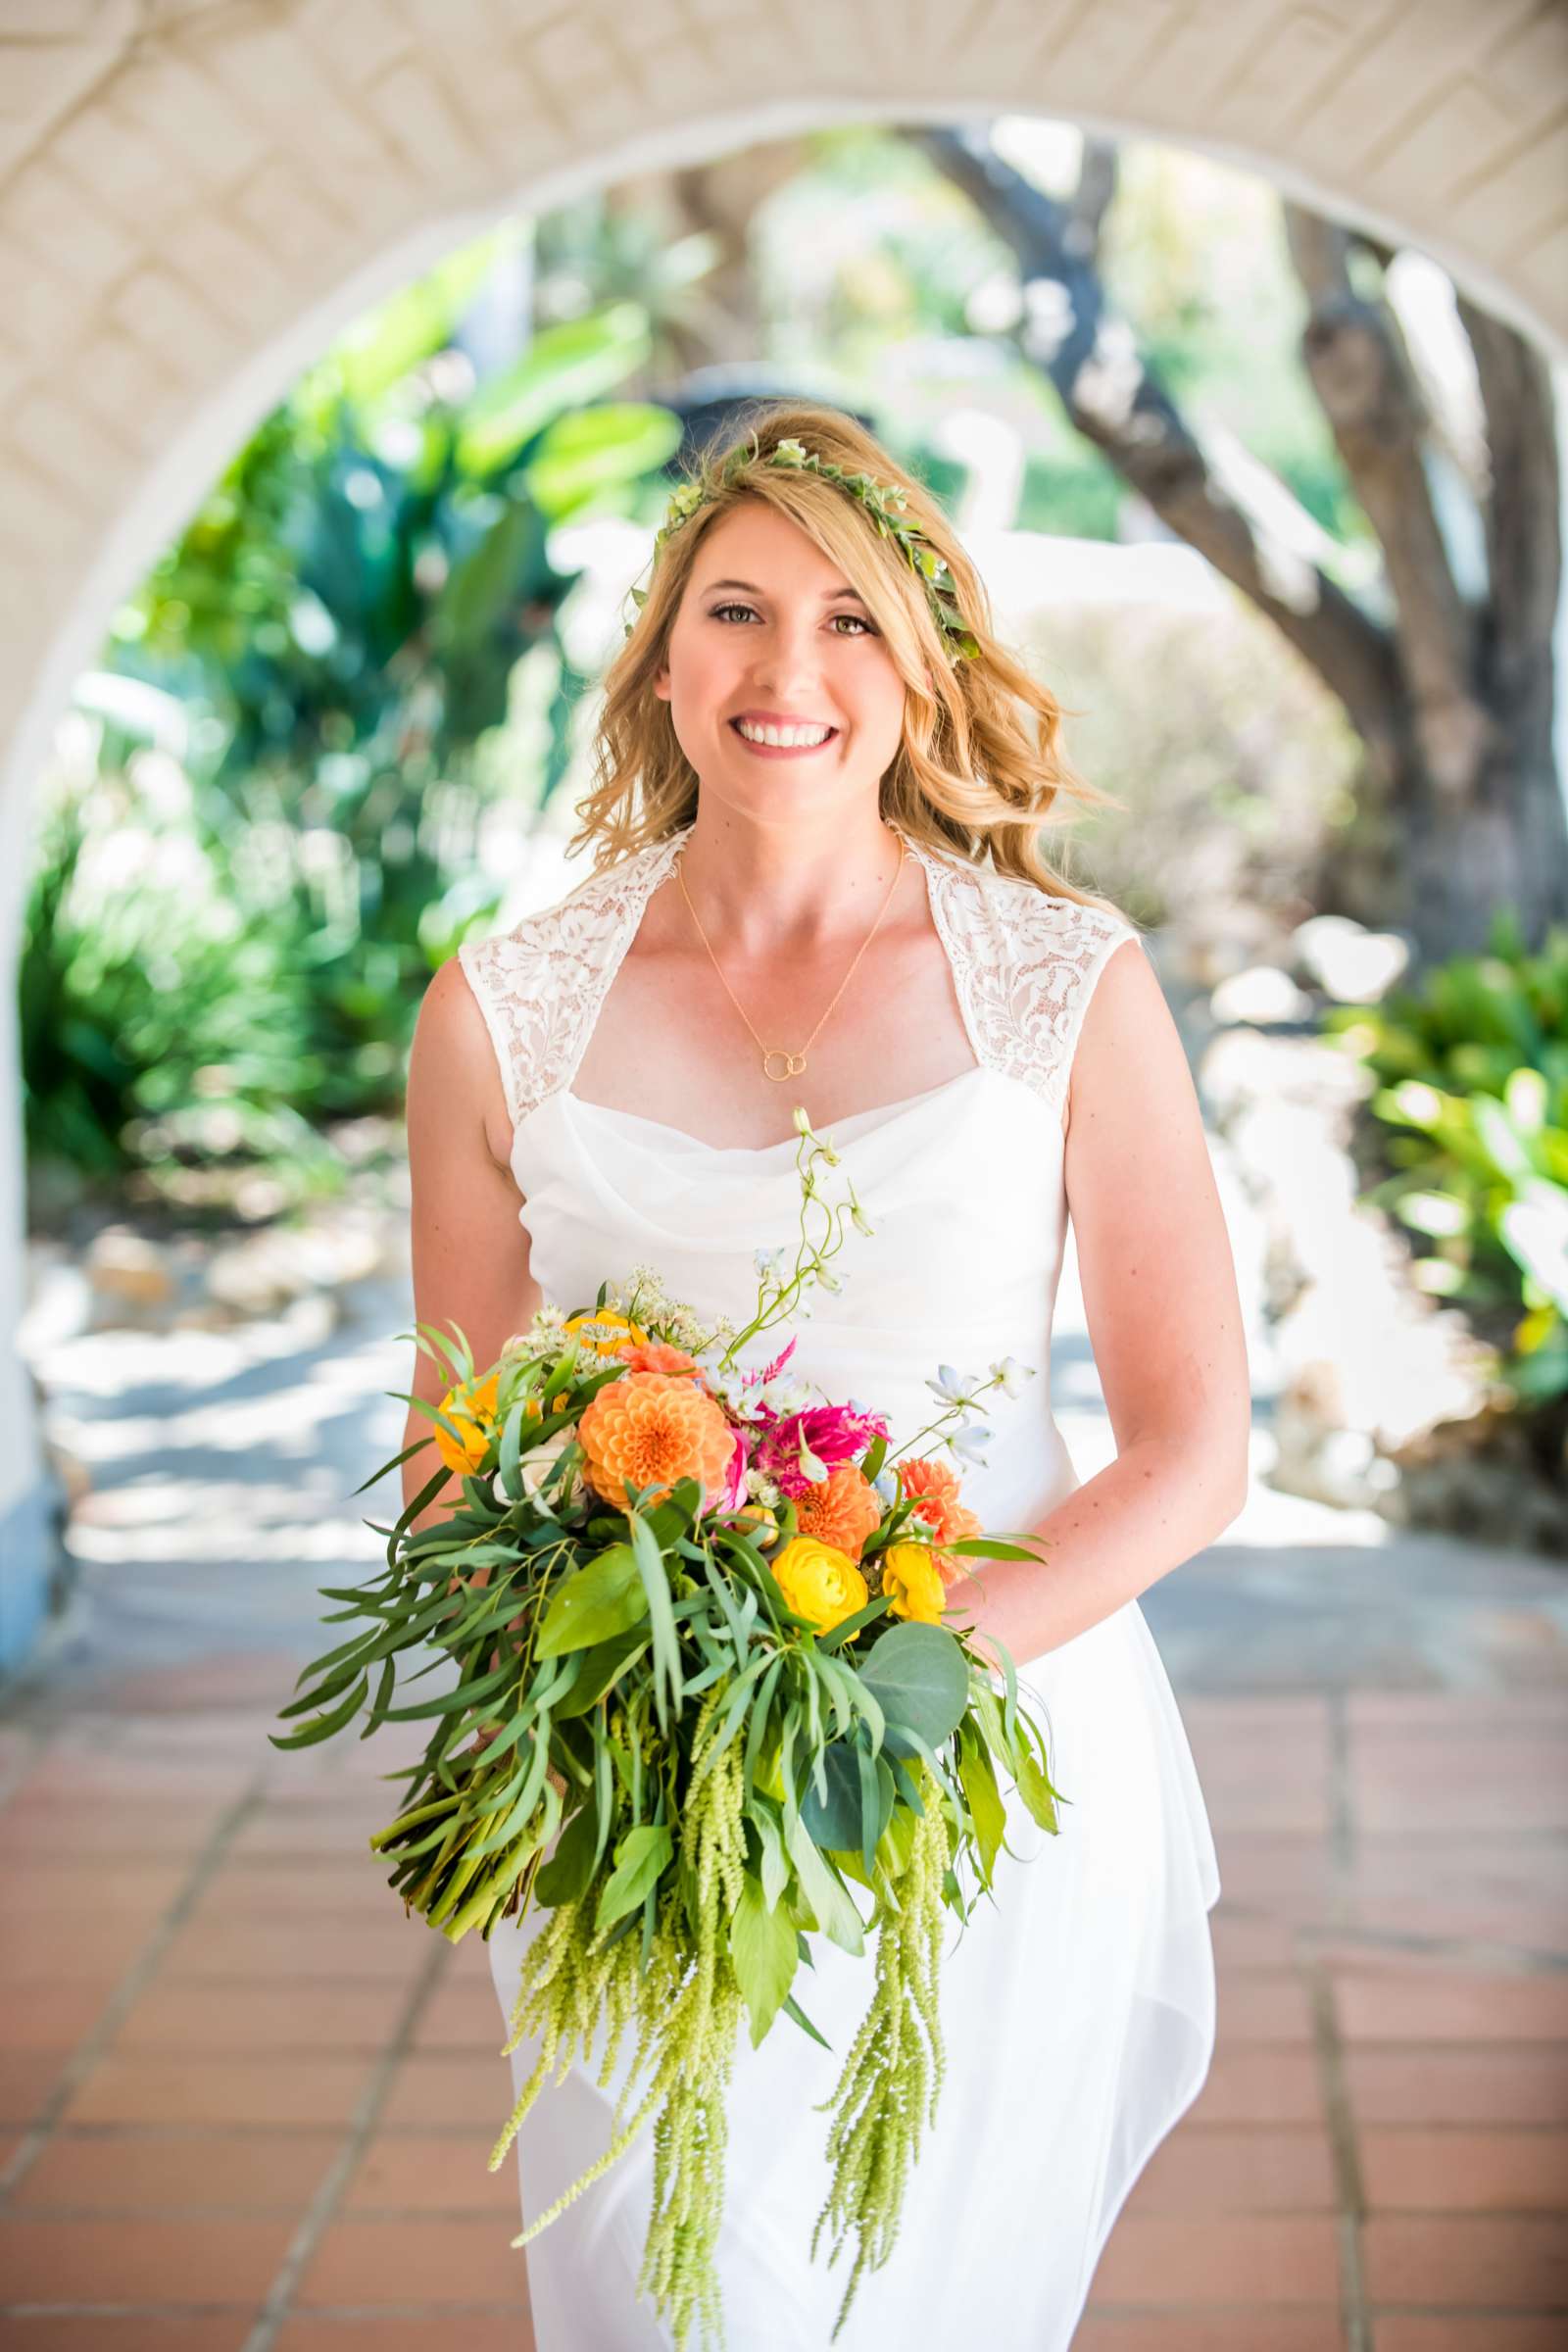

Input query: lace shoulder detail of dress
[905,836,1146,1121]
[457,830,689,1130]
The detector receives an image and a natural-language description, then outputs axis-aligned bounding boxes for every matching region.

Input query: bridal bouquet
[272,1107,1062,2348]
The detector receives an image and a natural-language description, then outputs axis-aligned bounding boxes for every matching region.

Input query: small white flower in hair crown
[625,434,981,666]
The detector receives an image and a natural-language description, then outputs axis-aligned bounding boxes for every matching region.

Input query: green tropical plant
[24,225,691,1200]
[20,757,337,1207]
[1322,911,1568,1407]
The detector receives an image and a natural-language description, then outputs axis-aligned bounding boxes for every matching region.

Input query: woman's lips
[729,719,840,759]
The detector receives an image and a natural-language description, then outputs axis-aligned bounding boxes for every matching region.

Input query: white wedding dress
[459,819,1221,2351]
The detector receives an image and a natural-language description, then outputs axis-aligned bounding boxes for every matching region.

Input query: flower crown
[625,434,981,667]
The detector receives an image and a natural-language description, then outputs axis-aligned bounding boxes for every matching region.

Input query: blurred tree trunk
[611,143,806,373]
[906,124,1567,963]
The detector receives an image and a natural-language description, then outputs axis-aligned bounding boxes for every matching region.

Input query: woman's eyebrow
[700,576,870,608]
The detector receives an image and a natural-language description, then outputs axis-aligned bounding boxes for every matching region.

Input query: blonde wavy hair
[569,400,1133,919]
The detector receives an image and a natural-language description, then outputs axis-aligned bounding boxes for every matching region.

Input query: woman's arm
[402,954,542,1532]
[955,937,1251,1669]
[404,952,546,1752]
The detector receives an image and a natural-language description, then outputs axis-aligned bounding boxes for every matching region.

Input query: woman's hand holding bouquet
[272,1109,1062,2349]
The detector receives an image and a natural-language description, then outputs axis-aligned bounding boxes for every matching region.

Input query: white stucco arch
[4,0,1565,1666]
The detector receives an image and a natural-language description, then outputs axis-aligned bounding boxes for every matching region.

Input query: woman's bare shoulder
[411,954,514,1172]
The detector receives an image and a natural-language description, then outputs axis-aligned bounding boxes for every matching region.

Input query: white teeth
[736,720,833,748]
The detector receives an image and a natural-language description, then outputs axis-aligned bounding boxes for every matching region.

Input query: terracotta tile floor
[6,1261,1565,2344]
[1,1665,1564,2350]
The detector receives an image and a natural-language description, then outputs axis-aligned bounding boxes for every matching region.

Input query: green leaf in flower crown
[856,1621,970,1749]
[596,1820,673,1933]
[730,1871,799,2046]
[534,1544,648,1657]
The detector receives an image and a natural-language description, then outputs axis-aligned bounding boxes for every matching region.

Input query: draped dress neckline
[548,822,995,1162]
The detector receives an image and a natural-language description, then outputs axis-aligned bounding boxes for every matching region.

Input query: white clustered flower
[991,1352,1035,1397]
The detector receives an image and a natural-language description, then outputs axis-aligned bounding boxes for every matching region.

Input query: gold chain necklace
[674,836,912,1083]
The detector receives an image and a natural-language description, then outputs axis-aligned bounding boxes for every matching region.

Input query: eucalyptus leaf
[533,1792,600,1907]
[782,1797,864,1957]
[535,1544,648,1657]
[269,1669,368,1749]
[554,1627,651,1717]
[857,1621,970,1747]
[627,1507,681,1734]
[799,1740,865,1853]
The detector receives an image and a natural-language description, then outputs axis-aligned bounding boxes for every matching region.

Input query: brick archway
[3,0,1564,1661]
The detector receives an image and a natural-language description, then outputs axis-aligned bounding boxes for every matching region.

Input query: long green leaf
[269,1669,368,1750]
[627,1507,680,1736]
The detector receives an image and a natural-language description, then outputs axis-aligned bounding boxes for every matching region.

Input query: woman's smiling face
[654,501,907,814]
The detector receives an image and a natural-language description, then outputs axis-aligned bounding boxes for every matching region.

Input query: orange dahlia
[794,1460,883,1563]
[434,1370,499,1477]
[897,1454,966,1537]
[897,1456,985,1586]
[577,1371,736,1511]
[612,1337,707,1381]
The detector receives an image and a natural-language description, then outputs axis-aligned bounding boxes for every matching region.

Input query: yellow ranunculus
[880,1542,949,1627]
[434,1370,499,1476]
[771,1535,868,1635]
[562,1307,651,1358]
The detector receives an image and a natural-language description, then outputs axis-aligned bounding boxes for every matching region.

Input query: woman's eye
[709,603,873,636]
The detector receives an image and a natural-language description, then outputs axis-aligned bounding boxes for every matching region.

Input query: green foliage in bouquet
[273,1110,1061,2347]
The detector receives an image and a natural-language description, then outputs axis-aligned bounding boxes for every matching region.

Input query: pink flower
[749,1401,890,1501]
[741,1335,799,1388]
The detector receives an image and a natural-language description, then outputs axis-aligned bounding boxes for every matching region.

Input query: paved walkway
[3,1234,1565,2350]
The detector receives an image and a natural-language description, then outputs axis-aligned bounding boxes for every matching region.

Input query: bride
[402,404,1250,2349]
